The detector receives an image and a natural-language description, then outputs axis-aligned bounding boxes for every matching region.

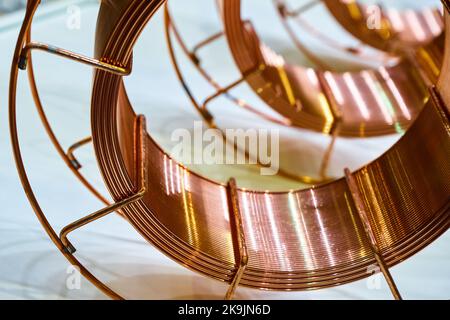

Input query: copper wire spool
[220,0,444,137]
[8,0,450,299]
[273,0,444,70]
[165,0,445,182]
[322,0,444,53]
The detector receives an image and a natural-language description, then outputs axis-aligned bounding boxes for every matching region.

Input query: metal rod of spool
[166,5,224,66]
[275,0,389,66]
[19,42,131,76]
[166,4,286,125]
[275,1,332,70]
[59,192,144,254]
[318,121,340,180]
[165,2,343,183]
[9,0,123,300]
[165,5,329,185]
[191,31,224,62]
[165,7,291,126]
[60,115,149,254]
[275,0,405,64]
[225,178,249,300]
[290,9,364,56]
[316,72,343,180]
[279,0,323,17]
[164,5,216,124]
[344,169,403,300]
[67,136,93,170]
[201,67,262,111]
[24,26,111,205]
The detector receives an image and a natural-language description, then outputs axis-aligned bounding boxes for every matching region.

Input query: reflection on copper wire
[405,9,427,42]
[343,73,370,120]
[379,67,412,121]
[265,193,290,271]
[289,192,315,270]
[361,71,394,125]
[324,72,345,105]
[311,189,336,266]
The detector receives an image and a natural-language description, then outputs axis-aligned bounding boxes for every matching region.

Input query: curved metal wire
[273,0,396,69]
[9,0,123,299]
[8,0,450,300]
[164,5,330,184]
[24,26,111,207]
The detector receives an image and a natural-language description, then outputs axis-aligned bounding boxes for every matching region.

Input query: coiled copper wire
[323,0,444,53]
[89,0,450,291]
[221,0,445,137]
[273,0,443,72]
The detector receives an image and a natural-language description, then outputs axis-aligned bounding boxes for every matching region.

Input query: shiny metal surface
[221,0,444,137]
[324,0,443,53]
[89,0,450,291]
[273,0,394,68]
[7,0,450,300]
[438,8,450,110]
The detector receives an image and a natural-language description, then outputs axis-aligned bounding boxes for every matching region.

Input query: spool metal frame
[8,0,450,300]
[164,2,338,183]
[164,0,444,183]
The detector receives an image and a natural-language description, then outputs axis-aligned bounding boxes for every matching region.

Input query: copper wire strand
[273,0,395,66]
